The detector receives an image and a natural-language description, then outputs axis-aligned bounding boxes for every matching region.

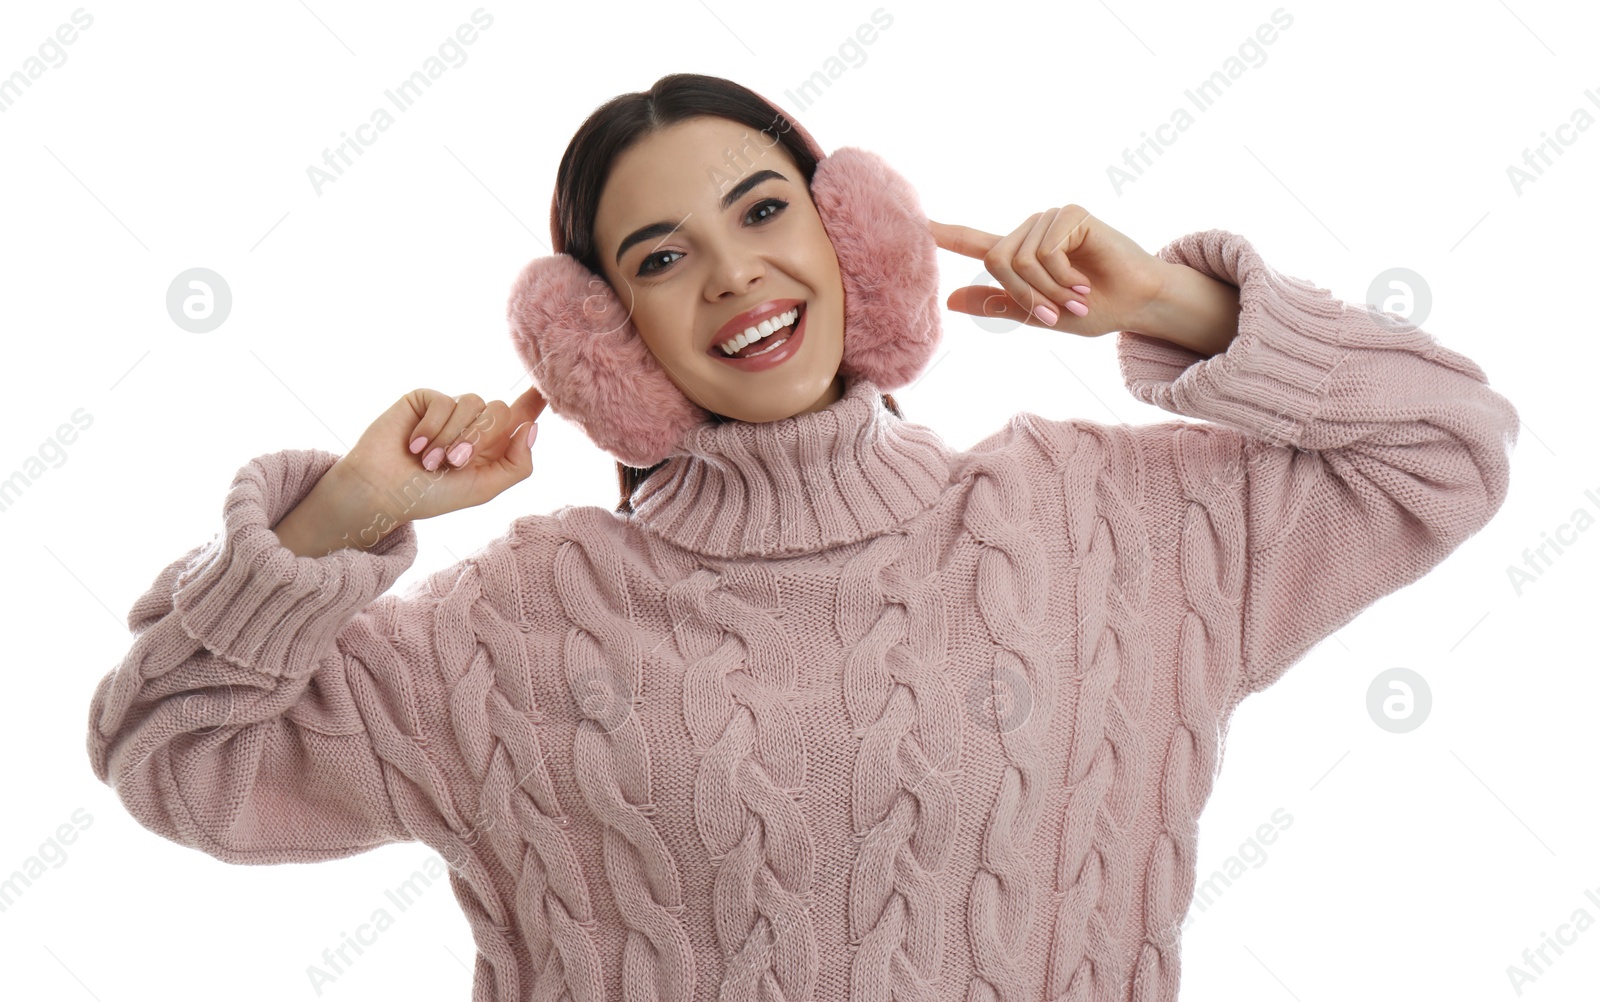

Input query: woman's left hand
[929,205,1167,338]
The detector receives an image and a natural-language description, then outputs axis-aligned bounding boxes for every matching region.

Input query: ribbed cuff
[170,448,418,676]
[1116,229,1354,449]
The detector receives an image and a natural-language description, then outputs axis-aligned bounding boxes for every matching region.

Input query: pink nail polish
[1071,285,1091,295]
[526,423,539,448]
[410,436,428,454]
[423,446,444,471]
[1033,303,1059,326]
[447,442,473,467]
[1065,300,1089,317]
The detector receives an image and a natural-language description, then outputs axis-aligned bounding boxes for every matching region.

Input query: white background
[2,1,1596,999]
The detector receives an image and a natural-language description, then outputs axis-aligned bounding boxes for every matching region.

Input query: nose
[703,235,767,302]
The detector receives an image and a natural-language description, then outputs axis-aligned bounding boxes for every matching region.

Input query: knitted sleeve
[85,448,429,864]
[1116,229,1519,697]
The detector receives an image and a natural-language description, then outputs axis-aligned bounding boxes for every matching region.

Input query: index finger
[928,219,1002,260]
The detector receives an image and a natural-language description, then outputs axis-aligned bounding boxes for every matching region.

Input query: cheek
[805,220,843,280]
[634,305,702,359]
[792,227,840,284]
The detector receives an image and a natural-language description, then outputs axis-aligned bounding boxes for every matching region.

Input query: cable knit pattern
[1124,421,1241,1002]
[666,559,818,1001]
[836,530,959,1002]
[442,543,604,1000]
[553,509,698,1002]
[944,443,1058,1002]
[86,230,1519,1001]
[1037,422,1154,1002]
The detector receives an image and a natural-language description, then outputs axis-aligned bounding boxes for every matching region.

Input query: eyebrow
[613,168,789,267]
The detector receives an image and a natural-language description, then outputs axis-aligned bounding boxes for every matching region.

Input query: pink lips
[708,303,806,372]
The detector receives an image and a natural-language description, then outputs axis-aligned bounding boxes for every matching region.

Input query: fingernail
[447,441,473,467]
[526,422,539,448]
[1033,303,1059,326]
[1065,300,1089,317]
[410,436,428,454]
[1071,285,1091,295]
[423,446,444,471]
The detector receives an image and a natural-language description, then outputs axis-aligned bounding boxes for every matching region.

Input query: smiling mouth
[711,303,804,359]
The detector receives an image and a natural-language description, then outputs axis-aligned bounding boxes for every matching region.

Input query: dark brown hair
[550,72,904,515]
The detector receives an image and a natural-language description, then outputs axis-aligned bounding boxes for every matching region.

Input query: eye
[746,197,789,224]
[637,249,682,276]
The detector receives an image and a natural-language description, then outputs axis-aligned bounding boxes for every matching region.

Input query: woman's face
[593,115,846,423]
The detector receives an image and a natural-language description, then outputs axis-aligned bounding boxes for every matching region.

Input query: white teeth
[717,307,799,355]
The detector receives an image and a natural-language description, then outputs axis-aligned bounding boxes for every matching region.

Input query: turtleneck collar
[626,376,955,559]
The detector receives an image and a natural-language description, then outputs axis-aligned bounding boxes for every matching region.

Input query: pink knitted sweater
[87,230,1518,1002]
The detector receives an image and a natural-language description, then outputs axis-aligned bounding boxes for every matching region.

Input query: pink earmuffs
[505,132,943,468]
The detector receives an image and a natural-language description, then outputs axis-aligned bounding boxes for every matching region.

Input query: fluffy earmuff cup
[810,147,943,390]
[506,253,709,468]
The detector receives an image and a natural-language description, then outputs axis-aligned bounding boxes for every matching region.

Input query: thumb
[510,419,538,472]
[946,285,1024,321]
[486,418,538,494]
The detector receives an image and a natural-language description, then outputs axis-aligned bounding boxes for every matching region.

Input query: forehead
[596,116,799,234]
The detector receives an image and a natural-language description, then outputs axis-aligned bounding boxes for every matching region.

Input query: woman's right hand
[272,382,547,553]
[330,384,547,526]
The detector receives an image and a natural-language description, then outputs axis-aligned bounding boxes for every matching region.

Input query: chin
[683,338,841,421]
[718,394,815,423]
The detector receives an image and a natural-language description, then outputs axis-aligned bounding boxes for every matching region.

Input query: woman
[86,72,1518,1001]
